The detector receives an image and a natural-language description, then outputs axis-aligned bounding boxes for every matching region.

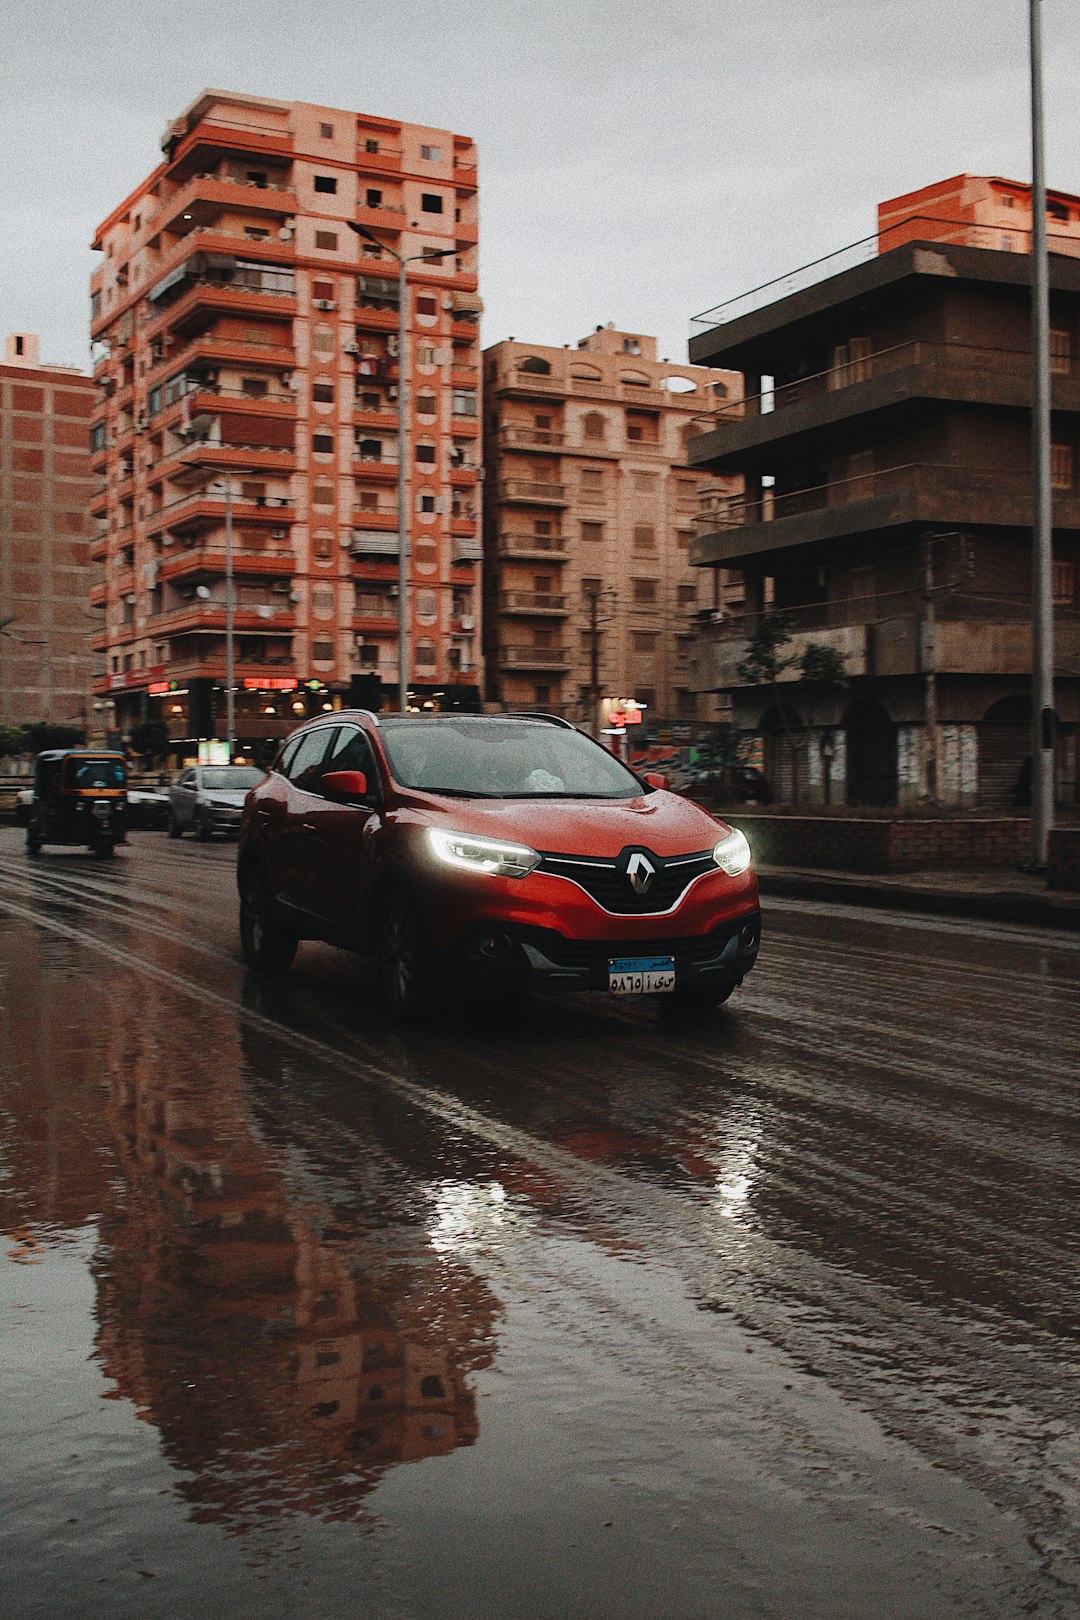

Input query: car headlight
[713,828,752,876]
[427,827,541,879]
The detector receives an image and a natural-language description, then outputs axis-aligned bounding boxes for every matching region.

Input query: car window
[323,725,377,785]
[284,728,336,792]
[277,735,304,777]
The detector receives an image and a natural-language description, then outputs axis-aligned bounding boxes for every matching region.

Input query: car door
[303,723,383,933]
[274,725,339,924]
[172,767,198,829]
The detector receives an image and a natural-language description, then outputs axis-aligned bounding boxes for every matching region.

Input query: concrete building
[0,333,97,734]
[687,227,1080,808]
[89,89,481,757]
[482,326,741,734]
[878,174,1080,260]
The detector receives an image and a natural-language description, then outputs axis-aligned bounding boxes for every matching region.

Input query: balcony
[497,425,565,452]
[355,144,404,171]
[149,276,296,342]
[496,478,568,506]
[689,340,1080,465]
[150,602,297,636]
[159,547,296,583]
[499,591,567,616]
[153,174,298,238]
[149,489,294,536]
[152,331,295,382]
[352,201,406,234]
[494,369,564,399]
[167,440,297,481]
[498,644,569,670]
[452,535,483,562]
[692,462,1080,567]
[496,531,568,560]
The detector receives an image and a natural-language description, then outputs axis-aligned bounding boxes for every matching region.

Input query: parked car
[168,764,265,840]
[127,784,170,829]
[237,711,761,1019]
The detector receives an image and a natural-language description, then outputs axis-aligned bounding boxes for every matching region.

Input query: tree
[0,723,29,759]
[738,615,848,803]
[24,721,84,754]
[130,719,171,765]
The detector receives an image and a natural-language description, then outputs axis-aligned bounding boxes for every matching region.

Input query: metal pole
[396,252,409,714]
[225,476,235,762]
[1030,0,1055,866]
[922,534,938,802]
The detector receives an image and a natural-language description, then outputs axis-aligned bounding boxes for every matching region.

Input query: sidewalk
[756,864,1080,932]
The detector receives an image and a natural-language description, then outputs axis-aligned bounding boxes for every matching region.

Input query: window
[581,521,603,543]
[1052,560,1075,604]
[452,389,477,416]
[357,490,379,511]
[581,576,602,597]
[246,170,267,188]
[416,393,437,415]
[1050,328,1072,375]
[519,355,551,375]
[416,294,438,317]
[312,326,335,355]
[147,385,162,416]
[364,137,379,154]
[1051,443,1073,489]
[325,726,377,784]
[677,582,698,604]
[420,144,441,161]
[241,377,269,398]
[534,683,551,705]
[416,443,437,464]
[419,492,436,512]
[315,230,338,250]
[244,226,270,240]
[633,471,659,492]
[534,518,552,535]
[626,410,658,442]
[314,529,333,558]
[417,590,437,622]
[313,432,334,454]
[314,175,338,194]
[632,578,658,604]
[357,437,383,460]
[632,525,656,552]
[285,726,334,788]
[312,382,335,404]
[365,187,382,206]
[312,480,335,506]
[312,639,335,663]
[90,422,106,453]
[313,279,334,300]
[622,338,641,355]
[417,344,436,365]
[415,638,437,668]
[320,122,334,138]
[312,585,335,619]
[421,193,444,213]
[633,632,658,650]
[359,390,381,410]
[676,529,693,550]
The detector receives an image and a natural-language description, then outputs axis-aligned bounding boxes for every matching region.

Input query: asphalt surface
[1,827,1078,1620]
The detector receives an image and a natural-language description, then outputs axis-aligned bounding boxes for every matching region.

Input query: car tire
[26,823,42,856]
[239,862,297,973]
[195,813,212,842]
[91,837,115,859]
[668,983,734,1017]
[375,890,432,1022]
[167,812,182,839]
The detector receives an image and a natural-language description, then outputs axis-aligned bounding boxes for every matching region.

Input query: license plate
[608,955,676,994]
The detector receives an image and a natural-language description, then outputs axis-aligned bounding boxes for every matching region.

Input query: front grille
[516,923,738,972]
[537,846,716,914]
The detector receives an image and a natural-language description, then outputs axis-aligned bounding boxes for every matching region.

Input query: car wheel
[668,983,734,1018]
[26,823,42,856]
[376,890,432,1022]
[91,837,115,859]
[195,812,212,842]
[167,812,182,839]
[239,862,297,973]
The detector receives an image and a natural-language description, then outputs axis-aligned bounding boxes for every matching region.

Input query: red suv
[237,711,760,1018]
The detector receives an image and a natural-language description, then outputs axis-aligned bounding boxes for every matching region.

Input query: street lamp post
[347,220,455,713]
[1029,0,1056,867]
[224,475,235,762]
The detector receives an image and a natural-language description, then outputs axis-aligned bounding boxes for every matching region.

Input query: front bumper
[454,910,761,997]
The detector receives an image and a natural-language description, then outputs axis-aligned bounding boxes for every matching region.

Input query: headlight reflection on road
[710,1104,764,1228]
[430,1179,522,1253]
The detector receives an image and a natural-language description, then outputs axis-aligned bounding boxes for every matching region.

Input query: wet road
[0,827,1078,1620]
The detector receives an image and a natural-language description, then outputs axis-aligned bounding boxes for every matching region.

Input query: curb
[757,870,1080,933]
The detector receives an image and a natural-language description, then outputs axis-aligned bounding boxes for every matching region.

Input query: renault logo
[626,852,656,895]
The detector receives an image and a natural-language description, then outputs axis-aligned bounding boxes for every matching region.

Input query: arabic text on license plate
[608,955,676,994]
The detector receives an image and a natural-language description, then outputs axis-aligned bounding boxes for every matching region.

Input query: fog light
[478,932,512,959]
[740,921,759,949]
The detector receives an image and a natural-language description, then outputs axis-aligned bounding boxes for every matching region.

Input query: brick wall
[727,815,1029,873]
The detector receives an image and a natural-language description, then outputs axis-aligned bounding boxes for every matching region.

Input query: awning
[450,290,483,314]
[147,263,193,303]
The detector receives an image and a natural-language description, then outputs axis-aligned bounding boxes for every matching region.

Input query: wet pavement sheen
[0,827,1078,1619]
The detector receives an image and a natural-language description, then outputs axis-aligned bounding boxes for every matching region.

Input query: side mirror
[321,769,369,800]
[643,771,669,791]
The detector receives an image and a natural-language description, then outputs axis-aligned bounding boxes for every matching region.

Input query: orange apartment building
[89,89,481,757]
[0,333,97,735]
[482,326,741,733]
[878,174,1080,259]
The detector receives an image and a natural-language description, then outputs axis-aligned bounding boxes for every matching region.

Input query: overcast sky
[3,0,1078,372]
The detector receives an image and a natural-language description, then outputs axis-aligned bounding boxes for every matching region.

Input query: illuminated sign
[242,678,298,691]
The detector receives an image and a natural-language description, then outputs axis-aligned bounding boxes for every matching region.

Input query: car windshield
[200,767,263,791]
[378,718,646,799]
[64,758,125,790]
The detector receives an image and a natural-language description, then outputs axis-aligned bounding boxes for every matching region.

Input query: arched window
[582,411,606,441]
[519,355,552,375]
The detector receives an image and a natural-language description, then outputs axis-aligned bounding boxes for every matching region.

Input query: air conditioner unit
[386,385,398,402]
[135,416,149,432]
[270,527,287,538]
[461,615,475,630]
[278,224,295,241]
[313,299,336,311]
[288,376,301,391]
[386,335,399,357]
[442,299,454,311]
[343,342,360,356]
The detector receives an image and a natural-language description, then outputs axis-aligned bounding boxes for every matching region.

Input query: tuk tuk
[25,750,128,857]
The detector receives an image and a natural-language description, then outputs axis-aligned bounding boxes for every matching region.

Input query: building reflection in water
[67,973,503,1528]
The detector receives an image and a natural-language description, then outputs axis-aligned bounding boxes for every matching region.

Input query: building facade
[878,174,1080,259]
[687,234,1080,807]
[89,89,481,757]
[0,333,97,734]
[482,327,741,733]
